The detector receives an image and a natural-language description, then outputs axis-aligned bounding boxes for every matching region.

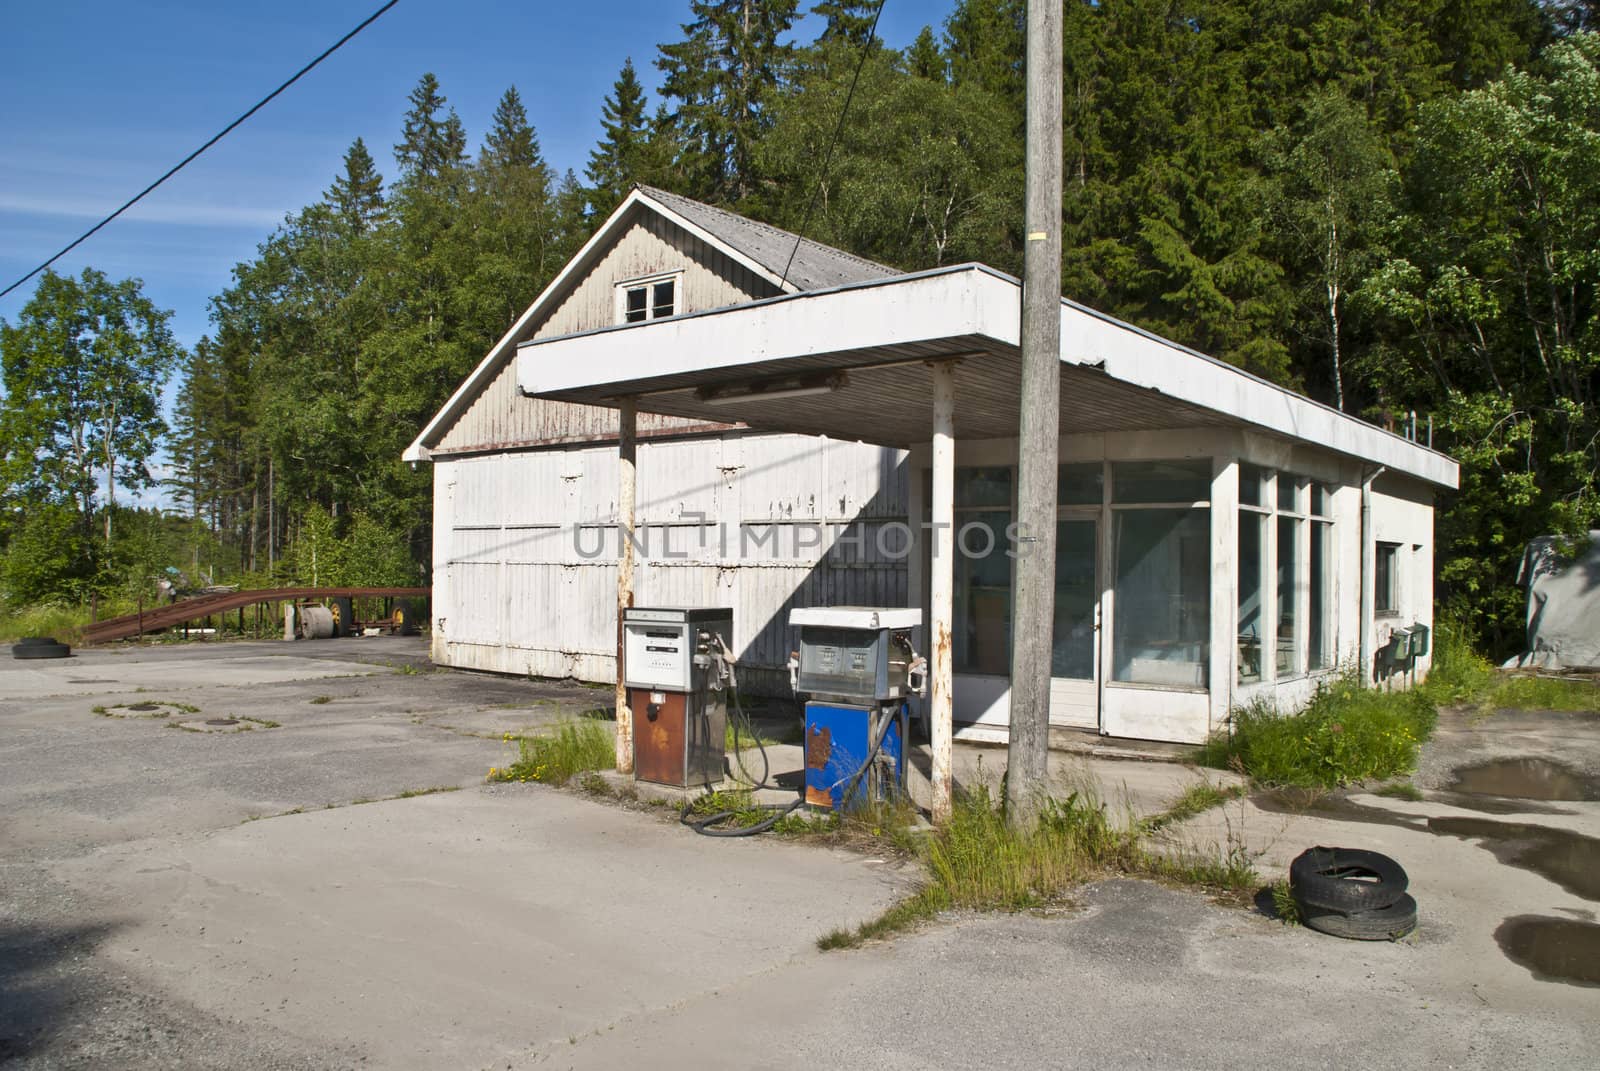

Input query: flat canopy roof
[518,264,1457,489]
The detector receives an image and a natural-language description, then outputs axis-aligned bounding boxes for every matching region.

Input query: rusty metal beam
[80,587,429,645]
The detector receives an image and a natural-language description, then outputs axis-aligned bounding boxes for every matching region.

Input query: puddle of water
[1448,758,1600,802]
[127,702,160,712]
[205,718,239,727]
[1428,817,1600,902]
[1253,791,1600,901]
[1495,915,1600,987]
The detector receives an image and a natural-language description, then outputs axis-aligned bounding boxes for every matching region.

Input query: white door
[1049,516,1100,729]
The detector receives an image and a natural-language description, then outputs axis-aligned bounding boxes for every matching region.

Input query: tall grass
[0,600,102,643]
[1195,672,1435,788]
[489,718,615,785]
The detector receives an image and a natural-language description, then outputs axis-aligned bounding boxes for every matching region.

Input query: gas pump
[788,607,926,811]
[622,607,734,789]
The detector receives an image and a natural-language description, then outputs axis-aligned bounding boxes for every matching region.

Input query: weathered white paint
[615,398,637,774]
[520,264,1457,489]
[406,189,780,461]
[929,361,956,823]
[430,434,910,689]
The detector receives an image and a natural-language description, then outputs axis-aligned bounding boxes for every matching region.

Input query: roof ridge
[634,184,897,281]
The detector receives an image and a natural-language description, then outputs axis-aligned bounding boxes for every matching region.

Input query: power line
[0,0,402,301]
[779,0,887,289]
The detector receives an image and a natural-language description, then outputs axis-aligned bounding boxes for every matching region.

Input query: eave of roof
[403,186,900,462]
[515,263,1459,489]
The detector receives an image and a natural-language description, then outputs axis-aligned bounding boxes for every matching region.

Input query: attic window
[617,272,680,324]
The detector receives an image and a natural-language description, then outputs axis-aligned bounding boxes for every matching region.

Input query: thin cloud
[0,192,286,230]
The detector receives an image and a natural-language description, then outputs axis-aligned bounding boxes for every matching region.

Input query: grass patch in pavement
[489,717,615,785]
[1374,781,1424,801]
[820,780,1260,951]
[1195,672,1436,789]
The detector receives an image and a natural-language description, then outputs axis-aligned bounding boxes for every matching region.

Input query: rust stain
[806,725,831,770]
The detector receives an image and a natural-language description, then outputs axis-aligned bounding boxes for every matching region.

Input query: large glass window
[1052,519,1097,679]
[1113,509,1210,687]
[1309,521,1330,670]
[1276,514,1302,677]
[1237,511,1266,683]
[1112,459,1212,504]
[954,468,1012,675]
[1110,461,1212,689]
[1058,462,1103,506]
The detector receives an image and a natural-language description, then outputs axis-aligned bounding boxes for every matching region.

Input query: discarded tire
[1302,893,1419,941]
[1290,846,1408,915]
[12,641,70,659]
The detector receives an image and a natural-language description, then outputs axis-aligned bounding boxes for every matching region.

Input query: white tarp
[1508,530,1600,671]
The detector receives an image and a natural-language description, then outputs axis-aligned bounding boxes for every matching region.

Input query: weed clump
[1195,673,1435,788]
[488,718,615,785]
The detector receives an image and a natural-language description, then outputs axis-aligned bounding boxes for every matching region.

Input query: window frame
[1108,459,1212,692]
[614,270,683,325]
[1375,541,1402,617]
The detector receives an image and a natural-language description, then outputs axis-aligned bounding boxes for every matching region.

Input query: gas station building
[405,186,1456,763]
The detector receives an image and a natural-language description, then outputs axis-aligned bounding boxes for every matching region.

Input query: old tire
[1302,893,1418,941]
[1290,846,1408,914]
[13,641,70,659]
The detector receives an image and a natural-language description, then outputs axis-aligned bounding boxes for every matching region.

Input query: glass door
[1050,516,1100,728]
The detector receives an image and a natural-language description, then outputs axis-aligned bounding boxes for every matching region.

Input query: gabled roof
[637,185,896,291]
[404,185,900,462]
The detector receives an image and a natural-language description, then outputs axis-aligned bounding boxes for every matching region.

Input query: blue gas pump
[788,607,926,811]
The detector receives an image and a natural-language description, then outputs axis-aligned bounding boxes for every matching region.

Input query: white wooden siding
[432,432,910,690]
[432,210,778,455]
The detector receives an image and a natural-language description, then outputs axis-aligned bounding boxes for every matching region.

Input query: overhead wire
[0,0,402,300]
[777,0,888,290]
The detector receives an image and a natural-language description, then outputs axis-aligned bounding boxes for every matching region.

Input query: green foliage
[1358,34,1600,651]
[0,267,181,552]
[1269,878,1301,925]
[656,0,801,202]
[489,718,616,785]
[1195,673,1437,787]
[0,503,93,605]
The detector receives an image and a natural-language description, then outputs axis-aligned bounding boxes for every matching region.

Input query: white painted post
[1208,458,1238,736]
[615,398,637,774]
[929,361,957,824]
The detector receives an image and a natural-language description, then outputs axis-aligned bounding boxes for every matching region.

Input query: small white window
[616,272,680,324]
[1375,542,1401,616]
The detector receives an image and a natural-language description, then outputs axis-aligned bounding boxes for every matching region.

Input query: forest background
[2,0,1597,658]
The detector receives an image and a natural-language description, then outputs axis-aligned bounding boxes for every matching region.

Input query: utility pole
[1006,0,1063,828]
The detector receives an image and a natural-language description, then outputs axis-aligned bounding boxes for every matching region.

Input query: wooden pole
[1006,0,1064,828]
[929,361,958,823]
[614,398,638,775]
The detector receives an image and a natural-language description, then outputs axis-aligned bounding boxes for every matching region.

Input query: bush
[1195,673,1436,788]
[489,718,615,785]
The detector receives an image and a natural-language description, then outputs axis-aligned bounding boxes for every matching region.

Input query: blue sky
[0,0,956,352]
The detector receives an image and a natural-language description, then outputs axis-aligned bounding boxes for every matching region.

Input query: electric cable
[777,0,888,290]
[0,0,402,300]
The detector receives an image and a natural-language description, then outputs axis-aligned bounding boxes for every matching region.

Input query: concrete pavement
[4,638,1597,1068]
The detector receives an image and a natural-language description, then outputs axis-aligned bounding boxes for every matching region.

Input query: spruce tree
[905,26,945,81]
[586,59,651,216]
[326,138,384,234]
[656,0,801,203]
[812,0,880,47]
[484,86,541,170]
[394,73,466,180]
